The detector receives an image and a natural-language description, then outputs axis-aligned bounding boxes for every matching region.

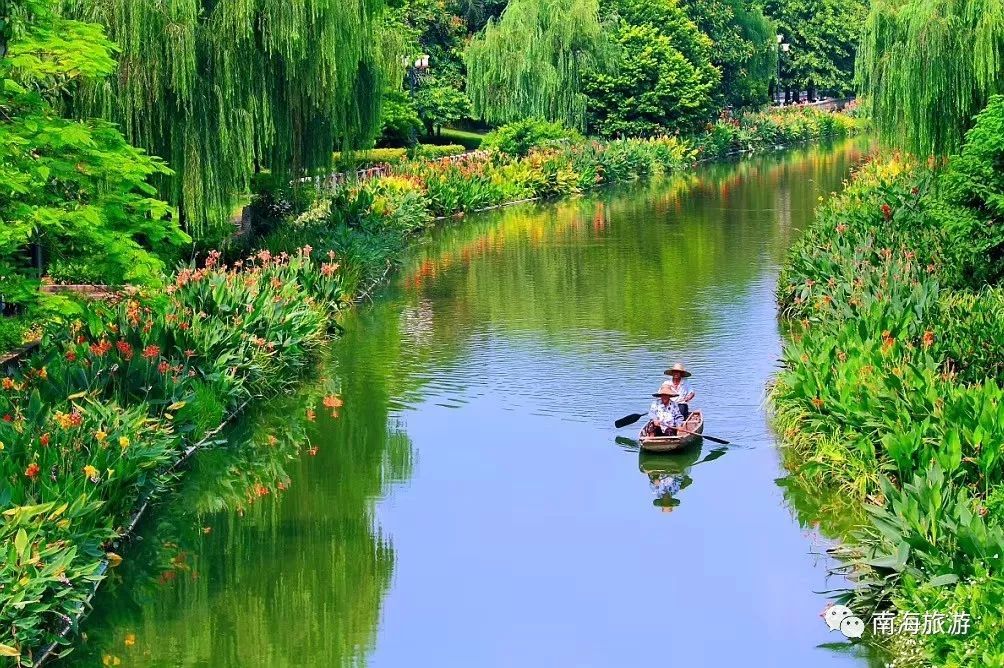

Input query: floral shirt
[649,399,684,427]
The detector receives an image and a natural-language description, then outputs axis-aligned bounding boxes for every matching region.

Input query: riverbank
[0,105,860,663]
[770,96,1004,664]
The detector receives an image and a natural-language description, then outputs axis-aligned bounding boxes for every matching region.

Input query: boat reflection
[638,444,728,512]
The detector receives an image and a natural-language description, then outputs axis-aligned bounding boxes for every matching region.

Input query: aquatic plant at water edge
[771,96,1004,665]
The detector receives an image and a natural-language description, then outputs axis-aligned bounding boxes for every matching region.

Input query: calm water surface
[69,140,882,667]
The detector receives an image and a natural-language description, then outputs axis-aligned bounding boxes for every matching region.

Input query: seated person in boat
[642,382,684,436]
[663,362,695,418]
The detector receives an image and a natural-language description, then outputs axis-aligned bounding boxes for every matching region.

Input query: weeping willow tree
[858,0,1004,156]
[61,0,385,237]
[465,0,609,129]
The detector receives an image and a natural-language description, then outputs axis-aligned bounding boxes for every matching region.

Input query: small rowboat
[638,410,704,453]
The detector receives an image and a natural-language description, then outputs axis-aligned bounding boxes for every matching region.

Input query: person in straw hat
[642,381,684,437]
[663,362,695,419]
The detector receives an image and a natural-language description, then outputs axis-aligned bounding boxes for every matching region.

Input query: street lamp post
[776,35,790,105]
[404,54,430,147]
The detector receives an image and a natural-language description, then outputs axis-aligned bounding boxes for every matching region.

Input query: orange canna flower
[322,395,344,409]
[811,397,825,410]
[25,462,41,480]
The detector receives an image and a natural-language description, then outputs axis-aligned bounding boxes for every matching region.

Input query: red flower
[881,203,893,220]
[40,433,50,447]
[91,340,112,357]
[116,340,134,360]
[2,414,12,423]
[65,350,77,363]
[69,412,83,427]
[142,345,161,360]
[158,360,171,374]
[25,463,40,480]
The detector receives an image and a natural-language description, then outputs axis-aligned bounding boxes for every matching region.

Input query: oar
[614,413,646,428]
[675,426,731,445]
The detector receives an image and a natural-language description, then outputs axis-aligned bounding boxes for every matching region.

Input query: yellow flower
[124,634,136,647]
[106,552,123,567]
[0,441,4,451]
[119,436,130,449]
[38,367,47,379]
[95,430,107,443]
[84,465,99,479]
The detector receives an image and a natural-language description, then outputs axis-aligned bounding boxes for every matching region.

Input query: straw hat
[663,362,692,378]
[652,381,680,397]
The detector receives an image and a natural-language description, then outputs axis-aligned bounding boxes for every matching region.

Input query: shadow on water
[66,138,887,667]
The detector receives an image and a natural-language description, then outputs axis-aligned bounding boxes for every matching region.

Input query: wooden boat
[638,410,704,453]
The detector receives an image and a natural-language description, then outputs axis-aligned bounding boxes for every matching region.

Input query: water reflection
[67,337,412,666]
[637,445,730,512]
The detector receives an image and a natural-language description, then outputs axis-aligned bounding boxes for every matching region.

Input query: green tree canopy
[416,81,472,134]
[681,0,776,109]
[585,0,720,137]
[757,0,866,95]
[1,0,186,309]
[465,0,610,129]
[857,0,1004,156]
[62,0,386,238]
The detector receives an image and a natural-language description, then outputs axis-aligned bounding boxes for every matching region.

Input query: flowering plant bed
[0,247,345,663]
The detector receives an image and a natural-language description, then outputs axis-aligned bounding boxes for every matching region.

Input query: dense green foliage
[1,0,187,315]
[584,0,720,137]
[465,0,609,129]
[63,0,387,237]
[772,96,1004,665]
[682,0,776,108]
[757,0,867,96]
[857,0,1004,156]
[378,90,425,146]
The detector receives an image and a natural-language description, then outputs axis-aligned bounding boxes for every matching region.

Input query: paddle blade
[700,434,730,445]
[614,413,645,428]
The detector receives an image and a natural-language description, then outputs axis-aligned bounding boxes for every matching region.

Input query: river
[67,139,881,667]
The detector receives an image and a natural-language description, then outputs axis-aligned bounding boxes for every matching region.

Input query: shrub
[332,148,409,170]
[481,118,581,158]
[0,316,31,355]
[244,173,318,240]
[416,144,467,159]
